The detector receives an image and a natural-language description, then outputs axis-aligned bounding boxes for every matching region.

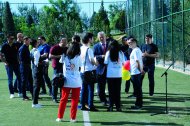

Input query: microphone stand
[151,43,190,116]
[151,62,174,116]
[160,62,174,114]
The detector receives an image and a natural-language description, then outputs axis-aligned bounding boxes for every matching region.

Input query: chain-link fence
[126,0,190,73]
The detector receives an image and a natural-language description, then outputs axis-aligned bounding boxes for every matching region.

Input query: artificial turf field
[0,62,189,126]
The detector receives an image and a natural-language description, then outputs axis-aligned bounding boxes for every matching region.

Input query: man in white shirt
[80,32,98,111]
[128,38,143,110]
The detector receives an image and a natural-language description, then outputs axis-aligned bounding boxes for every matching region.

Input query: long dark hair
[66,42,81,59]
[108,40,120,62]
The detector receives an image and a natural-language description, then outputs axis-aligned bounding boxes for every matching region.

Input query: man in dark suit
[93,31,109,106]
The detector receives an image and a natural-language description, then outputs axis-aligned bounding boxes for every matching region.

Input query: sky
[1,0,127,17]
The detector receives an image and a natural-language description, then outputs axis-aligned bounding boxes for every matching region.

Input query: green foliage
[26,15,34,27]
[38,0,83,44]
[108,3,126,33]
[89,0,110,36]
[0,17,2,32]
[3,2,15,35]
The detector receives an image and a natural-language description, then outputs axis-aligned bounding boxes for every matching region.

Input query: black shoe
[107,107,113,112]
[53,99,59,103]
[23,96,30,101]
[131,105,142,110]
[81,106,89,111]
[14,89,18,93]
[149,93,154,96]
[127,95,136,98]
[89,107,98,112]
[116,108,122,112]
[40,91,46,95]
[102,102,108,106]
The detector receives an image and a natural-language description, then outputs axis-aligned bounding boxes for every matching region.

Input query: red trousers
[57,87,81,120]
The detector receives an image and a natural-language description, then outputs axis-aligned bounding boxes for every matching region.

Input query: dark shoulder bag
[83,48,97,84]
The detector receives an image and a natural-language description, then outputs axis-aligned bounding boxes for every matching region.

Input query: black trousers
[33,65,43,104]
[107,78,122,109]
[141,64,155,96]
[52,67,62,100]
[131,74,143,107]
[97,71,107,103]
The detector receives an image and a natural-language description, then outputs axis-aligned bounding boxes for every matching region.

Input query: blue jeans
[20,64,33,98]
[141,64,155,95]
[80,73,95,108]
[5,64,22,94]
[41,62,52,94]
[131,74,143,107]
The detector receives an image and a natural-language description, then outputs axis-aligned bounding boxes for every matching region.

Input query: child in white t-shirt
[127,38,143,110]
[104,40,125,112]
[56,42,82,122]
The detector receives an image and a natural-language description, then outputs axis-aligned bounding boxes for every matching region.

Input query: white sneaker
[56,118,63,122]
[18,93,23,97]
[10,94,14,99]
[32,104,42,108]
[70,119,76,123]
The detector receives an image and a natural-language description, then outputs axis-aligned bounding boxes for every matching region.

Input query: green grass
[0,62,190,126]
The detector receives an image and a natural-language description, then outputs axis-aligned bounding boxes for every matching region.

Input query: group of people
[0,31,159,123]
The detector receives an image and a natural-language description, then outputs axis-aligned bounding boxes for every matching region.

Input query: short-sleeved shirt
[38,43,51,62]
[50,44,67,68]
[130,47,143,75]
[120,44,131,60]
[15,41,23,51]
[140,43,158,66]
[19,44,31,64]
[59,54,82,88]
[80,45,96,73]
[104,51,125,78]
[1,42,19,64]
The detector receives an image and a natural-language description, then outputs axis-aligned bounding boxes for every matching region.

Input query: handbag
[83,48,97,84]
[52,73,65,88]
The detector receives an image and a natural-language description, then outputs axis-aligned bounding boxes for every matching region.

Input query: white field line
[83,111,91,126]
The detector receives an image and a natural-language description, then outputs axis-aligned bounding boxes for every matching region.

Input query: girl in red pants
[56,42,82,122]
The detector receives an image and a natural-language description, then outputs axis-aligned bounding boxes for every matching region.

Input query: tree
[97,0,110,35]
[3,2,15,35]
[0,2,3,32]
[38,0,83,43]
[89,12,100,35]
[26,14,34,27]
[108,3,126,32]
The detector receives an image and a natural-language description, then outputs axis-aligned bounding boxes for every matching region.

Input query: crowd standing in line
[0,31,159,122]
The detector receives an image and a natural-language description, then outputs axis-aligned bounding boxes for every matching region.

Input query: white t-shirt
[80,45,96,73]
[33,49,40,66]
[59,54,82,88]
[104,51,125,78]
[130,47,143,75]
